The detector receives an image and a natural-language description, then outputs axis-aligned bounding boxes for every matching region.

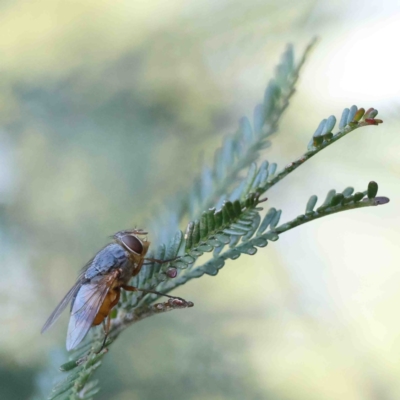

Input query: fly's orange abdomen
[93,288,119,326]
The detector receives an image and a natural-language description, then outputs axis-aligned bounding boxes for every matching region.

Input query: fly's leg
[99,316,111,352]
[121,285,192,306]
[142,256,178,266]
[132,256,178,276]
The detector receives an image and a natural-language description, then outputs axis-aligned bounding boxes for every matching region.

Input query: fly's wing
[41,257,95,334]
[66,273,118,351]
[41,275,85,334]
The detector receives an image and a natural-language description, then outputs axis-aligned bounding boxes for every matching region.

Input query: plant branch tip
[370,196,390,205]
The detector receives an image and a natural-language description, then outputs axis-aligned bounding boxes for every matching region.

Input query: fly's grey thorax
[85,243,130,280]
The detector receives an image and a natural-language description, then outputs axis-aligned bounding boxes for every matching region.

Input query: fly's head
[113,229,150,262]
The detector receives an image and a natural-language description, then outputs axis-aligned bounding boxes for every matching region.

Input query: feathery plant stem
[274,197,389,235]
[159,181,387,289]
[191,39,317,218]
[104,195,389,330]
[42,40,389,400]
[262,118,383,193]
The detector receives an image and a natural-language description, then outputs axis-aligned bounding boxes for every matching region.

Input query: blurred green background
[1,0,400,399]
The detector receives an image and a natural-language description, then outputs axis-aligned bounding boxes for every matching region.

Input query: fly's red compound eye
[121,235,144,254]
